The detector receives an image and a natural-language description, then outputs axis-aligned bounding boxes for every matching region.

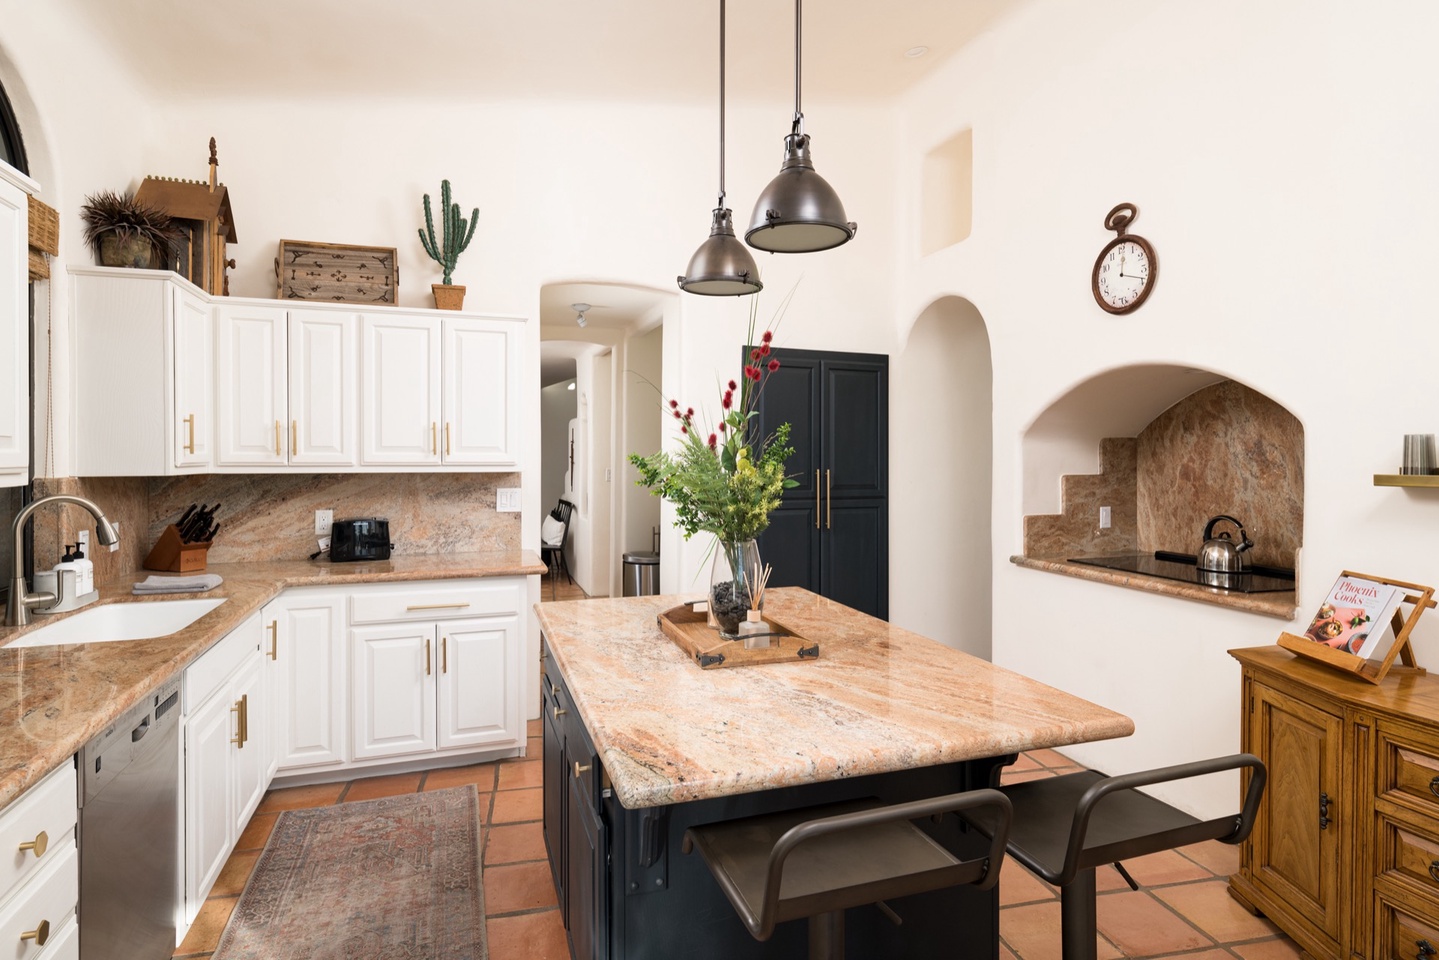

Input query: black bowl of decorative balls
[710,581,752,636]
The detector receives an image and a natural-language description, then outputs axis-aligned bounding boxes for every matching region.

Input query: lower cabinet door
[351,623,436,760]
[566,768,606,960]
[266,592,347,770]
[437,615,519,750]
[231,655,268,832]
[542,680,566,917]
[185,686,237,915]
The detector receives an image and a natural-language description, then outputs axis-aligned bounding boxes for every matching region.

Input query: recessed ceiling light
[904,46,929,59]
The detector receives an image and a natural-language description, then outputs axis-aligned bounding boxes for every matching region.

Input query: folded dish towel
[132,574,224,595]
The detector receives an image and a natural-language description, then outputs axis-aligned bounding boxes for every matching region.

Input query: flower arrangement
[629,297,797,545]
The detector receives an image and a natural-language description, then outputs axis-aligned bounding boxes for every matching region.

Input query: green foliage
[417,179,478,285]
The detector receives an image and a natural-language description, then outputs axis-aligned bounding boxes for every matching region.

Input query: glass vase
[709,538,762,637]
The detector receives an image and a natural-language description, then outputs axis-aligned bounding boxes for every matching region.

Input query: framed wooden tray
[657,603,819,669]
[276,239,398,304]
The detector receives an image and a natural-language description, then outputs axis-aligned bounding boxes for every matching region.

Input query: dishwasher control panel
[78,675,181,806]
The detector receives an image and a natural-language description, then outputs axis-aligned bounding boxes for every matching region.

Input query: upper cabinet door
[289,310,357,467]
[443,317,519,466]
[215,304,287,466]
[0,172,27,486]
[172,287,214,469]
[361,314,441,465]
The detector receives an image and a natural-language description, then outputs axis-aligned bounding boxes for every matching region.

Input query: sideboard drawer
[1380,816,1439,900]
[349,580,520,624]
[1376,720,1439,821]
[1374,894,1439,960]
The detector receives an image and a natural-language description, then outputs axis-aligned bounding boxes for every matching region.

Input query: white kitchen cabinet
[437,615,521,749]
[74,268,216,476]
[351,622,437,760]
[263,590,347,770]
[0,762,77,960]
[183,613,267,919]
[289,308,357,466]
[215,304,287,466]
[360,313,441,465]
[443,317,519,466]
[0,163,33,488]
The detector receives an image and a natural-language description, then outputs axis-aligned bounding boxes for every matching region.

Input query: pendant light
[678,0,763,296]
[745,0,857,253]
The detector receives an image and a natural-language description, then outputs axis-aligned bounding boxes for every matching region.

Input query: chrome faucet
[5,495,120,627]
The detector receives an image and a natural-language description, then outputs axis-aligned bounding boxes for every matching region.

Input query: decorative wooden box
[275,239,398,304]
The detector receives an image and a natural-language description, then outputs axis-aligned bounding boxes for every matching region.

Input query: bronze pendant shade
[678,0,762,296]
[745,0,856,253]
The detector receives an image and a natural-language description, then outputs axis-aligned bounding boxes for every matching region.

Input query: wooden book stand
[1277,571,1432,684]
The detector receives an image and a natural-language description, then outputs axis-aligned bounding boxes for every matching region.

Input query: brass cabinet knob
[17,830,47,858]
[553,705,567,718]
[573,761,591,778]
[20,919,49,946]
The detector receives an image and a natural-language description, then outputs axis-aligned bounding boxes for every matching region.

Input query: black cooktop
[1069,551,1296,593]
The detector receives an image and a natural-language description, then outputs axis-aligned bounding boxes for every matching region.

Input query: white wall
[539,380,575,518]
[892,0,1439,816]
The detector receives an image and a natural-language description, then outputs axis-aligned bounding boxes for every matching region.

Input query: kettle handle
[1204,515,1252,549]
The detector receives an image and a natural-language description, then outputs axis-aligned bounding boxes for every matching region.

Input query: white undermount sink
[5,597,227,649]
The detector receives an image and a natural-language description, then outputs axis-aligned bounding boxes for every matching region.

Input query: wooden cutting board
[657,603,819,669]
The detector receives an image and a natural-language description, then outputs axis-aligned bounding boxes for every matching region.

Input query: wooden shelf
[1374,473,1439,488]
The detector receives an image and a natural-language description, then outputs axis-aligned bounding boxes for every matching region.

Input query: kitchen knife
[180,505,209,542]
[177,503,198,528]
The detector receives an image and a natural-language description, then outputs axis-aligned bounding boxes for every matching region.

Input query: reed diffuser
[736,561,773,648]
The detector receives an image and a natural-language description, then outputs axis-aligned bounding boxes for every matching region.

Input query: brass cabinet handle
[553,704,567,718]
[815,469,820,530]
[291,419,298,456]
[431,422,438,455]
[442,636,448,674]
[184,414,196,454]
[267,620,278,660]
[425,638,432,676]
[573,761,591,778]
[19,920,49,946]
[17,830,47,858]
[240,693,248,747]
[445,422,451,456]
[826,469,832,530]
[274,420,282,456]
[406,602,470,611]
[231,697,245,747]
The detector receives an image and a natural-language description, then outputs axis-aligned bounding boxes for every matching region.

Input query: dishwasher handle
[131,717,150,743]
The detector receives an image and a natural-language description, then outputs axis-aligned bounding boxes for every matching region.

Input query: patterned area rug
[213,786,486,960]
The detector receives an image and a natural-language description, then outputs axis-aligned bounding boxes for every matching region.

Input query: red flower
[751,349,761,360]
[669,399,678,409]
[745,366,760,381]
[718,422,726,433]
[680,425,688,435]
[673,410,681,419]
[686,407,694,418]
[707,433,717,449]
[759,343,770,356]
[727,379,737,391]
[722,391,733,409]
[767,358,780,372]
[762,330,773,343]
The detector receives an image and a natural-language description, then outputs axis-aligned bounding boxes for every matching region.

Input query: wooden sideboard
[1228,646,1439,960]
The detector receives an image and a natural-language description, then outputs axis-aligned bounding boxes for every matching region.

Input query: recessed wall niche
[920,128,972,255]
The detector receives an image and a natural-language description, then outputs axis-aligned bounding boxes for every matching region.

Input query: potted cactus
[418,179,478,310]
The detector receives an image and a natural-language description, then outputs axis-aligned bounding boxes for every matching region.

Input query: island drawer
[0,763,76,907]
[349,580,520,624]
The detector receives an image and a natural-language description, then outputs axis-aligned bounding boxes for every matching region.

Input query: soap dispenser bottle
[71,543,95,596]
[52,545,80,597]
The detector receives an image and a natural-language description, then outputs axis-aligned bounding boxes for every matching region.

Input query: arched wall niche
[1020,365,1304,574]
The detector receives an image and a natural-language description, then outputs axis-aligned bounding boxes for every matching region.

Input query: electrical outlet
[315,509,334,537]
[496,488,521,512]
[1099,506,1112,529]
[77,530,90,556]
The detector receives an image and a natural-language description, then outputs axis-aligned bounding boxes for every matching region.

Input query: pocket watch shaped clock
[1092,202,1157,314]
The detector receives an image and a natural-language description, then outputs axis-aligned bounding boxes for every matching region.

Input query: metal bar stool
[986,753,1266,960]
[682,789,1012,960]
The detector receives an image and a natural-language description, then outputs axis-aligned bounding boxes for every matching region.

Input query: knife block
[143,525,211,573]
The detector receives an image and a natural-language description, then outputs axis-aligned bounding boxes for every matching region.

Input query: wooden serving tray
[657,604,819,670]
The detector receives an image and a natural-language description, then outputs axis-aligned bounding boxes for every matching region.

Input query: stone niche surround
[1020,380,1303,615]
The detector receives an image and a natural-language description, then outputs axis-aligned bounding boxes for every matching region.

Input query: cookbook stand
[1276,571,1432,684]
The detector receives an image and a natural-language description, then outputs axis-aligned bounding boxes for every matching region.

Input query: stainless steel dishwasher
[78,675,183,960]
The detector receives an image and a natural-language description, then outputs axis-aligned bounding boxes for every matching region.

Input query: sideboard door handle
[1429,860,1439,883]
[1430,775,1439,799]
[1417,938,1435,960]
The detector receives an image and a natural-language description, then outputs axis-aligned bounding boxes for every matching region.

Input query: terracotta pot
[98,233,155,269]
[432,283,466,310]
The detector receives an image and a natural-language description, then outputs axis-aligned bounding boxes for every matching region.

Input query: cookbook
[1302,574,1406,660]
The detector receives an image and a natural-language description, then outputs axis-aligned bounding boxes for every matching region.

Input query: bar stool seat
[976,753,1266,960]
[683,790,1012,960]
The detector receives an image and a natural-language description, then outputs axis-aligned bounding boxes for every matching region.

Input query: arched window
[0,79,27,174]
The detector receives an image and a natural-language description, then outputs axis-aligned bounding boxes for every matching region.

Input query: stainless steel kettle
[1198,515,1253,573]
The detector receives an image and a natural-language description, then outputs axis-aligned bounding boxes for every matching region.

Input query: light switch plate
[497,488,521,512]
[315,509,334,536]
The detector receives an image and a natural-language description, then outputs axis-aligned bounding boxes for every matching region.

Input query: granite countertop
[534,587,1135,809]
[1010,555,1298,620]
[0,550,547,812]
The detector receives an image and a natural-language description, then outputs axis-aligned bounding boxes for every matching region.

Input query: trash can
[622,550,660,596]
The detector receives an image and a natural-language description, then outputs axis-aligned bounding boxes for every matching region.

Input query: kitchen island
[535,588,1134,960]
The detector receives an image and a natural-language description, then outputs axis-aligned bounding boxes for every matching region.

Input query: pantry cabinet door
[215,304,288,466]
[361,314,441,465]
[351,622,436,760]
[289,309,358,466]
[437,615,521,750]
[172,287,214,468]
[442,317,519,466]
[0,172,26,486]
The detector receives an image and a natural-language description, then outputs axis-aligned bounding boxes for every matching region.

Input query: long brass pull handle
[240,693,248,747]
[815,469,820,530]
[291,419,298,456]
[431,422,438,455]
[273,420,281,456]
[184,414,196,454]
[442,636,448,673]
[425,638,432,676]
[231,698,244,746]
[19,920,49,946]
[267,620,278,660]
[826,469,832,530]
[573,761,591,778]
[554,704,567,718]
[445,422,451,456]
[406,602,470,611]
[17,831,47,858]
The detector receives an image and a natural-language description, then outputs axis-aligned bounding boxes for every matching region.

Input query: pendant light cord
[718,0,727,207]
[792,0,804,135]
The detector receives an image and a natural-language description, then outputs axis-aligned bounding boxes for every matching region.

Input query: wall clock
[1092,202,1157,314]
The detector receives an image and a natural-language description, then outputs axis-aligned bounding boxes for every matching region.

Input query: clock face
[1093,237,1156,313]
